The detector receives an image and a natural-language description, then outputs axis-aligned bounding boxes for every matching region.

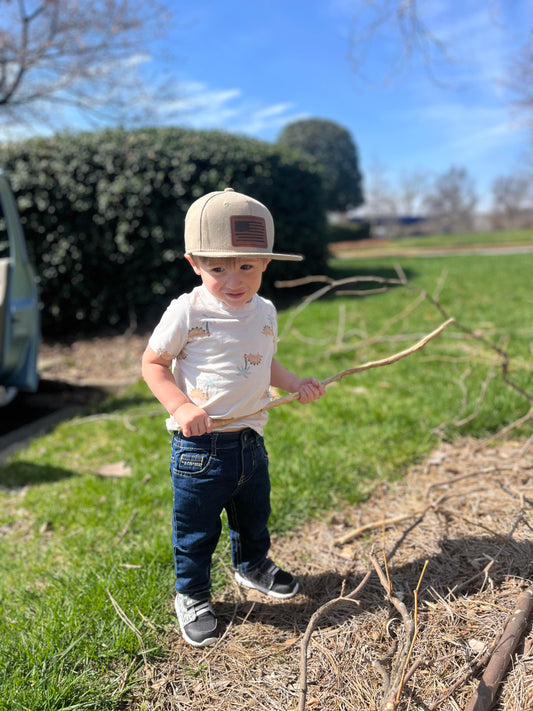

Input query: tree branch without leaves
[0,0,173,129]
[297,572,372,711]
[211,319,454,429]
[465,585,533,711]
[370,554,428,711]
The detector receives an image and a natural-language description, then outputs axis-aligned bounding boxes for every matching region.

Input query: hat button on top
[224,187,234,192]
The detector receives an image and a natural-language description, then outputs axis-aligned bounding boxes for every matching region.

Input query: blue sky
[152,0,531,209]
[3,0,531,210]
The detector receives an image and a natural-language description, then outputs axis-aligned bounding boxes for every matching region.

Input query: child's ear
[262,258,271,272]
[185,255,202,275]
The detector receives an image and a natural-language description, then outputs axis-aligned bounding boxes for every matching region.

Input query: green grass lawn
[338,227,533,250]
[382,227,533,249]
[1,247,532,710]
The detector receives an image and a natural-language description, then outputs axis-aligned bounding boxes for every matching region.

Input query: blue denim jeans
[169,428,271,598]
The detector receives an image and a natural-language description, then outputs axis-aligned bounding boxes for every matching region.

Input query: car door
[0,169,40,397]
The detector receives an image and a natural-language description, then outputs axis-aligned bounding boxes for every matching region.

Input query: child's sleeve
[272,302,279,356]
[148,295,189,360]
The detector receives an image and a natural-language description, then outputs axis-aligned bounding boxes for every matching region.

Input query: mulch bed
[36,332,532,709]
[38,331,148,389]
[134,437,533,711]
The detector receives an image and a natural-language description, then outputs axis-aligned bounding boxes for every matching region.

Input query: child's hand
[173,403,213,437]
[296,377,326,404]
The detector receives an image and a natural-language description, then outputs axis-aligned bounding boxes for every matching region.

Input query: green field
[372,227,533,249]
[1,244,532,710]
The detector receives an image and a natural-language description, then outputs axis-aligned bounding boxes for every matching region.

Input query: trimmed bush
[327,220,371,243]
[0,128,327,336]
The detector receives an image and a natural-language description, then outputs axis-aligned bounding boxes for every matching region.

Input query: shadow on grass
[84,391,153,416]
[0,460,75,488]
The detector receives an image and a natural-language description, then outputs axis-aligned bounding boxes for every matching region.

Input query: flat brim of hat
[185,250,304,261]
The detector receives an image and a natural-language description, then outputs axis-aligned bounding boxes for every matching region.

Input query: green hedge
[0,128,328,336]
[327,220,371,243]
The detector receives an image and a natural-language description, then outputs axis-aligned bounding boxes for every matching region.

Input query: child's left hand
[296,377,326,404]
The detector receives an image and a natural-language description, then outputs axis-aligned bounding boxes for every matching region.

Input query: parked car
[0,168,40,406]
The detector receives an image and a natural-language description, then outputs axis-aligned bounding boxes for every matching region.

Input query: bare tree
[346,0,451,86]
[360,164,433,238]
[491,173,533,229]
[346,1,531,93]
[0,0,174,133]
[508,33,533,120]
[424,166,478,233]
[397,169,430,216]
[362,160,399,237]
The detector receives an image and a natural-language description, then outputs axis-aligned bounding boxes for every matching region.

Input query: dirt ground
[38,330,149,389]
[37,333,533,711]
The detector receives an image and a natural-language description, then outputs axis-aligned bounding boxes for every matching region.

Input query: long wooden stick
[334,510,429,546]
[464,585,533,711]
[212,318,455,428]
[297,571,373,711]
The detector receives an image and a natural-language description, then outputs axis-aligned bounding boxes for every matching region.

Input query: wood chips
[135,437,533,711]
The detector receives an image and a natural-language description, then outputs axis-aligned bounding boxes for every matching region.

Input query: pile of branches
[129,269,533,711]
[137,437,532,711]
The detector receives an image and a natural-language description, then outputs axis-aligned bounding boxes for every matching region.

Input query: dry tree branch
[450,367,498,428]
[334,510,429,546]
[360,289,427,351]
[275,269,407,340]
[478,406,533,449]
[321,318,454,388]
[427,636,496,711]
[465,585,533,711]
[424,291,533,406]
[327,289,428,357]
[420,289,533,443]
[369,553,425,711]
[275,268,531,443]
[424,466,502,500]
[451,560,495,597]
[297,571,373,711]
[394,559,429,705]
[212,319,454,429]
[336,459,527,549]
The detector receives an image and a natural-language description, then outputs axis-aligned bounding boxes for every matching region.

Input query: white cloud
[0,73,306,142]
[164,83,241,114]
[252,103,295,120]
[153,81,306,139]
[399,98,528,162]
[234,104,309,137]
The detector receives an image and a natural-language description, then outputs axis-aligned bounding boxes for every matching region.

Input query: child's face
[187,256,270,308]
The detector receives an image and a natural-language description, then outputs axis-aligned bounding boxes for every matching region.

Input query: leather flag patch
[230,215,268,247]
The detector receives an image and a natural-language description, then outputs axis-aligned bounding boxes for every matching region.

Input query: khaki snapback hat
[184,188,303,261]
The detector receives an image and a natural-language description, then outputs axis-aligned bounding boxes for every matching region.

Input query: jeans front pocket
[170,438,214,479]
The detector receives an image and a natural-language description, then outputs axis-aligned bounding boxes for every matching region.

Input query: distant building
[345,207,435,239]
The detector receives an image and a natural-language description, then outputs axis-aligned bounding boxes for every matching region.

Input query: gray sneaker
[174,593,219,647]
[234,559,299,599]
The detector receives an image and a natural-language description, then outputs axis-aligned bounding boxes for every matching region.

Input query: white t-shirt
[148,284,278,434]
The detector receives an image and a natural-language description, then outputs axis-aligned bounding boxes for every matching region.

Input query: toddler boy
[142,188,325,646]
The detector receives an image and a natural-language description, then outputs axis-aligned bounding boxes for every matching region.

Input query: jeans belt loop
[210,431,218,457]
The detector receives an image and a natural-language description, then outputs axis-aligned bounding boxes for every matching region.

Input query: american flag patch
[230,216,268,248]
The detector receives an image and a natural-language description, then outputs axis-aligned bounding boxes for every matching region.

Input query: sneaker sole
[234,571,299,599]
[180,628,219,647]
